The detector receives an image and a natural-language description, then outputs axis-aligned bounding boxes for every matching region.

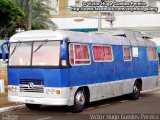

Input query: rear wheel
[26,104,41,110]
[70,88,86,113]
[130,80,141,100]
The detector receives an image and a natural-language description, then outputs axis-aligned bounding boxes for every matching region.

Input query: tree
[12,0,57,30]
[31,0,57,30]
[11,0,29,29]
[0,0,24,39]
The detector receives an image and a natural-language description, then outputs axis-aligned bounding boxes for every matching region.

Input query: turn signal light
[56,90,60,94]
[8,87,18,92]
[8,87,11,91]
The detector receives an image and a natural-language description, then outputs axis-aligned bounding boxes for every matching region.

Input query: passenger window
[103,46,112,61]
[92,45,113,62]
[69,44,74,64]
[147,47,157,60]
[123,47,132,61]
[69,44,91,65]
[92,46,104,61]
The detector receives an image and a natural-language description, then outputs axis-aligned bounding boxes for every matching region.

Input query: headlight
[8,86,18,92]
[45,89,60,95]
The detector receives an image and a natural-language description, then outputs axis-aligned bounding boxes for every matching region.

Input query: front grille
[20,79,44,93]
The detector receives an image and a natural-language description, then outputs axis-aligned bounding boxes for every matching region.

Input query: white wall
[51,14,160,29]
[112,14,160,28]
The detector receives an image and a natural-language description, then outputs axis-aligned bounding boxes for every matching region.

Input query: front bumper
[8,96,69,106]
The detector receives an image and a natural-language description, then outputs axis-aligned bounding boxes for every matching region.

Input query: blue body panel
[8,45,158,87]
[8,68,69,87]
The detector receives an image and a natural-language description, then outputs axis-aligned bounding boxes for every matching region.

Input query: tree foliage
[0,0,24,39]
[0,0,57,39]
[12,0,57,30]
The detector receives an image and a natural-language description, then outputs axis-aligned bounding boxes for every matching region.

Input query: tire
[130,81,140,100]
[26,104,41,110]
[70,88,86,113]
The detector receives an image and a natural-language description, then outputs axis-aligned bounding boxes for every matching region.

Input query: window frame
[9,41,33,67]
[69,43,91,66]
[123,46,132,61]
[8,40,62,68]
[147,47,158,61]
[92,44,114,62]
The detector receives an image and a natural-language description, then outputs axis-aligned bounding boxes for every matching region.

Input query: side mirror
[60,38,68,60]
[1,40,9,61]
[60,38,69,66]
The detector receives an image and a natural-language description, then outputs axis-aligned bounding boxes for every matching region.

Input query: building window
[123,46,131,61]
[157,1,160,12]
[92,45,113,62]
[68,0,76,6]
[147,47,157,60]
[69,44,91,65]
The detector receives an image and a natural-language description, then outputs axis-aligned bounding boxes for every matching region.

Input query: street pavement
[1,86,160,120]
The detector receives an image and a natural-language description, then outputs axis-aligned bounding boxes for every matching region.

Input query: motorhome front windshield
[9,41,60,66]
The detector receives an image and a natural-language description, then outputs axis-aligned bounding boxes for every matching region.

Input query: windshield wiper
[10,42,21,56]
[33,40,48,53]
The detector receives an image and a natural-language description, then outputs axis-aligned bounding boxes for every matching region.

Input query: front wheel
[130,81,140,100]
[70,88,86,113]
[26,104,41,110]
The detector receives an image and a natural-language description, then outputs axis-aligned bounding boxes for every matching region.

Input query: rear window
[147,47,157,60]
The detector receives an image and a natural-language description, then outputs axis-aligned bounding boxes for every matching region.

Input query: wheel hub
[133,85,138,93]
[76,91,85,105]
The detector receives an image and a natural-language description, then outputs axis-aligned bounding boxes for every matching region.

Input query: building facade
[48,0,160,36]
[47,0,160,59]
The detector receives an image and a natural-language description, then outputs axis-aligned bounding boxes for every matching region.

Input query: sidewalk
[0,94,25,113]
[0,94,17,108]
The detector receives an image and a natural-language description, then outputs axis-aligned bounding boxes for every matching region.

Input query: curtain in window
[69,44,74,64]
[81,46,89,59]
[104,46,112,60]
[93,46,103,61]
[69,44,90,65]
[147,48,157,60]
[152,48,157,59]
[124,47,131,60]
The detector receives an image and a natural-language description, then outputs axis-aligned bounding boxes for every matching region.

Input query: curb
[0,104,26,113]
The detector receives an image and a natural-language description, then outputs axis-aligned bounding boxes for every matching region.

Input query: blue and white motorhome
[1,30,158,112]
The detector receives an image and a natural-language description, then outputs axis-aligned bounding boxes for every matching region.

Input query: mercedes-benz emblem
[28,82,34,89]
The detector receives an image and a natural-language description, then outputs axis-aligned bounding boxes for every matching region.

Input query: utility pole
[28,0,33,30]
[98,11,102,32]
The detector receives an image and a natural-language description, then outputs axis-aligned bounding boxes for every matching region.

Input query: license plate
[25,99,35,103]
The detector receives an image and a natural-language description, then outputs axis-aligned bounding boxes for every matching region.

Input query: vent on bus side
[19,79,44,93]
